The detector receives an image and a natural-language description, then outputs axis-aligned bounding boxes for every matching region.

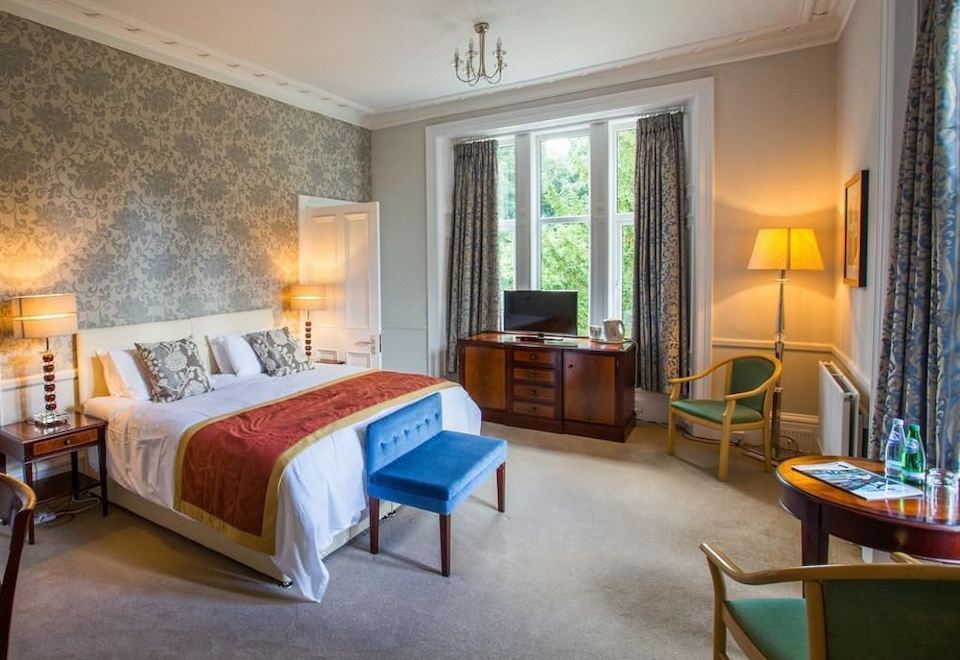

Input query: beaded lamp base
[31,348,67,426]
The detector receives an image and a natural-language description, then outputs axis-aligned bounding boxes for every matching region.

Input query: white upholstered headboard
[76,308,275,403]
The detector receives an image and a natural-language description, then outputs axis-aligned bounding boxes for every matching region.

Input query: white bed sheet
[83,365,481,602]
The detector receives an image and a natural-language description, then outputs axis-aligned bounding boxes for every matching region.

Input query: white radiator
[818,361,861,456]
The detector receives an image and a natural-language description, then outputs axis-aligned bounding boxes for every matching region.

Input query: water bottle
[902,423,926,486]
[883,418,905,481]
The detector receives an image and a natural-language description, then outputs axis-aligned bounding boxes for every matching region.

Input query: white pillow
[97,349,152,400]
[223,334,264,377]
[208,335,234,374]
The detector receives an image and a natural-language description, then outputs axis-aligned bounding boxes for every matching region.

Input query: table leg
[801,519,829,565]
[70,451,80,496]
[98,433,109,517]
[23,462,35,545]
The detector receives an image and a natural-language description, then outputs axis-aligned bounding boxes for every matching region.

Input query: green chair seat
[727,598,808,660]
[670,399,763,424]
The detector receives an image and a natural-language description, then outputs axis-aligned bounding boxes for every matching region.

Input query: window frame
[609,119,638,330]
[495,137,517,297]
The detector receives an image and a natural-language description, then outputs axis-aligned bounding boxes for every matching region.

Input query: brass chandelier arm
[453,21,506,86]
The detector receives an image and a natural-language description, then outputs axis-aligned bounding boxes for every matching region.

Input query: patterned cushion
[244,327,312,377]
[134,338,212,402]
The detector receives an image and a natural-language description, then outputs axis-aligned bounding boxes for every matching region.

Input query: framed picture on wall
[843,170,868,287]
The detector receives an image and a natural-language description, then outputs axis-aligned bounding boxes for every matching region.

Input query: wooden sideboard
[458,332,637,441]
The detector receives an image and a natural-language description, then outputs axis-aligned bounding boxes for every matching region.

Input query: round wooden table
[777,455,960,564]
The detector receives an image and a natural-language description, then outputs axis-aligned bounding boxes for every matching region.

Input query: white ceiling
[2,0,854,127]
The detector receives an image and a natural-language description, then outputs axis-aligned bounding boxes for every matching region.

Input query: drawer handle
[568,364,574,369]
[530,389,537,396]
[529,355,538,361]
[64,438,73,446]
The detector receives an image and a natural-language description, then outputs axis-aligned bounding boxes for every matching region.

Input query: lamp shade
[5,293,78,339]
[747,228,824,271]
[287,284,327,311]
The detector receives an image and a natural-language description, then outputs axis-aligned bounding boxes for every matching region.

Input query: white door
[299,201,382,369]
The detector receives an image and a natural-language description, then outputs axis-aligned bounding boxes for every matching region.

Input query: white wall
[833,0,882,388]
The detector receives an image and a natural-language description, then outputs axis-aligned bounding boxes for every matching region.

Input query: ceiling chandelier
[452,22,506,86]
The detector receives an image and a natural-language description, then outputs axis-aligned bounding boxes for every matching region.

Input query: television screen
[503,290,578,336]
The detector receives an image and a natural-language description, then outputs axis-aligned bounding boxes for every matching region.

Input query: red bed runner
[174,370,454,553]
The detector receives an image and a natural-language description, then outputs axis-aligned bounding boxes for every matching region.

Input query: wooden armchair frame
[667,354,782,481]
[701,543,960,660]
[0,473,35,660]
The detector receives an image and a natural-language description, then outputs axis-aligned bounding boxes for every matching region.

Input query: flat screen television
[503,290,578,336]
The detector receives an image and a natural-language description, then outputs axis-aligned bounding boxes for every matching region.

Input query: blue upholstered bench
[365,393,507,576]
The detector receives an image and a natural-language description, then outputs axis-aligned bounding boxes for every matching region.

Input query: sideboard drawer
[512,349,558,368]
[513,401,555,418]
[513,368,556,385]
[513,384,555,403]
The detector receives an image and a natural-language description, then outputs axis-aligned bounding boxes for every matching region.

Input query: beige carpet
[8,423,857,659]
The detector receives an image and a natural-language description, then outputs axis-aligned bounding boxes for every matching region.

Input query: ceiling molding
[0,0,372,126]
[368,2,854,129]
[1,0,857,130]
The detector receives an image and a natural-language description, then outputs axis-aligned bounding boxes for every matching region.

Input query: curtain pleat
[633,112,689,393]
[445,140,500,373]
[872,0,960,466]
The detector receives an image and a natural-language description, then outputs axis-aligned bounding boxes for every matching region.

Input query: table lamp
[5,293,78,427]
[747,228,824,459]
[287,284,326,359]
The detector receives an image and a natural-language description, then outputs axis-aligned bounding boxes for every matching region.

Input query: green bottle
[901,423,926,486]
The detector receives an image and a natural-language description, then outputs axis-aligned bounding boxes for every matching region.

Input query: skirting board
[106,478,398,586]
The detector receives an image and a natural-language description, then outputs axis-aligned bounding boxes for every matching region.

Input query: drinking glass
[924,468,959,524]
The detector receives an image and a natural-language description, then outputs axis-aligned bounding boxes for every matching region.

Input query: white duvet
[83,365,481,602]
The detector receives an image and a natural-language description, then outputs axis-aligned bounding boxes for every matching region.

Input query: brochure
[793,461,924,501]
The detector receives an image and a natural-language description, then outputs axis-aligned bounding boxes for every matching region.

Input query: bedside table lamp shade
[6,293,78,426]
[287,285,326,359]
[746,229,823,460]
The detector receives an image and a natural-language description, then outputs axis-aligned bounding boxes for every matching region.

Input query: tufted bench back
[365,393,443,476]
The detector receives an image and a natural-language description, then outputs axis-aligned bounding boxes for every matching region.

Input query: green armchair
[667,354,781,481]
[701,544,960,659]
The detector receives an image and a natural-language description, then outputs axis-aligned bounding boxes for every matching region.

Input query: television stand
[457,332,637,442]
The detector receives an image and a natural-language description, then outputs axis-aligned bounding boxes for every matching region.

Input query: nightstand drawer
[513,401,555,418]
[513,384,555,402]
[30,429,98,459]
[512,349,557,368]
[513,368,556,385]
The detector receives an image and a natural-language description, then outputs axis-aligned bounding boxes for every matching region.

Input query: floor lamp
[747,228,824,460]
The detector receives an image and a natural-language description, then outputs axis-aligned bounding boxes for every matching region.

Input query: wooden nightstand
[0,412,108,544]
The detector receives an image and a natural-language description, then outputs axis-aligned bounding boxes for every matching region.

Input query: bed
[76,308,481,602]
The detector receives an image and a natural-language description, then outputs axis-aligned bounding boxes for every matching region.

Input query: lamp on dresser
[287,284,326,359]
[747,228,824,459]
[2,293,78,427]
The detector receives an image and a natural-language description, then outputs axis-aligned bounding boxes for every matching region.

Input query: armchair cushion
[730,357,776,412]
[726,598,808,660]
[670,399,763,424]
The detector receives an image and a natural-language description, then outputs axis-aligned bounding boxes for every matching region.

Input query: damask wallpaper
[0,13,371,378]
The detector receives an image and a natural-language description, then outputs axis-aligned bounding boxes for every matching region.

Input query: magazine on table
[793,461,924,501]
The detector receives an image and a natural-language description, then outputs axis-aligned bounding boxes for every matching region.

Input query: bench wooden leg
[497,462,506,513]
[439,513,451,577]
[369,497,380,555]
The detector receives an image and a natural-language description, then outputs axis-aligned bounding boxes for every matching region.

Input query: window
[489,118,653,339]
[496,141,516,293]
[538,134,590,333]
[614,127,636,337]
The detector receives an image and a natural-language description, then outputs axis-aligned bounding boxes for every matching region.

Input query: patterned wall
[0,13,370,378]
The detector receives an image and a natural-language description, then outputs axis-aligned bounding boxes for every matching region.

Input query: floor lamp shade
[747,228,824,272]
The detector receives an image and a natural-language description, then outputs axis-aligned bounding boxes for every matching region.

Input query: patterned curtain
[872,0,960,467]
[445,140,500,373]
[634,112,689,392]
